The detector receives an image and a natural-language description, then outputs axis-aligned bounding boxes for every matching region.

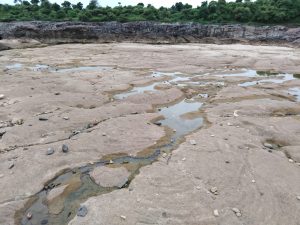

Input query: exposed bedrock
[0,21,299,46]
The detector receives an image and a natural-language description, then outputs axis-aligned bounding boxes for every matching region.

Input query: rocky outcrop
[0,21,299,46]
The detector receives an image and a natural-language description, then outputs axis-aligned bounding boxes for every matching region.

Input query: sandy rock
[47,185,68,202]
[90,166,130,188]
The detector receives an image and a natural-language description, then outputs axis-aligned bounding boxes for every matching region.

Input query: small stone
[213,209,219,217]
[210,187,218,195]
[102,133,107,136]
[251,179,256,183]
[190,140,197,145]
[296,196,300,200]
[46,148,55,155]
[77,206,88,217]
[120,215,126,220]
[263,142,273,149]
[196,186,201,190]
[236,212,242,217]
[40,219,48,225]
[162,153,168,158]
[154,122,162,126]
[288,159,294,163]
[12,118,24,125]
[210,134,215,137]
[162,212,167,218]
[0,174,4,178]
[63,117,69,120]
[109,160,114,164]
[26,212,32,220]
[182,157,186,161]
[232,208,241,213]
[39,117,48,121]
[8,162,14,169]
[227,122,233,126]
[62,144,69,153]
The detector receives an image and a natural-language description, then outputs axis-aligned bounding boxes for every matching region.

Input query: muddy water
[18,72,205,225]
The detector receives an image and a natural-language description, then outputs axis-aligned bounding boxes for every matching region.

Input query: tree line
[0,0,299,24]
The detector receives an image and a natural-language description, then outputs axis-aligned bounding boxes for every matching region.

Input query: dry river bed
[0,43,300,225]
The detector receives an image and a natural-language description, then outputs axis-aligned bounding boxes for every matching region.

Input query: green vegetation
[0,0,299,24]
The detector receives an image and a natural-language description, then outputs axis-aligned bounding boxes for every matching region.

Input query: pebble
[210,134,215,137]
[162,153,168,158]
[296,196,300,201]
[77,206,88,217]
[0,94,5,100]
[182,157,186,161]
[263,142,273,149]
[109,160,114,164]
[8,162,14,169]
[12,118,24,125]
[62,144,69,153]
[190,140,197,145]
[39,117,48,121]
[213,209,219,217]
[46,147,55,155]
[288,159,294,163]
[26,212,32,220]
[210,187,218,195]
[251,179,256,183]
[154,122,162,126]
[120,215,126,220]
[63,116,69,120]
[0,174,4,178]
[232,208,242,217]
[227,122,233,126]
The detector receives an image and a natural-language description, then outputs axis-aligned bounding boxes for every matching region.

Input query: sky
[0,0,210,8]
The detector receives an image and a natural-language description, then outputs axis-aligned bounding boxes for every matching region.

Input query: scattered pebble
[26,212,32,220]
[232,208,242,217]
[288,159,294,163]
[39,117,48,121]
[63,116,69,120]
[251,179,256,183]
[8,162,14,169]
[0,94,5,100]
[210,187,218,195]
[62,144,69,153]
[162,153,168,158]
[11,118,24,125]
[233,110,239,117]
[210,134,215,137]
[109,160,114,164]
[182,157,186,161]
[190,140,197,145]
[77,206,88,217]
[46,147,55,155]
[227,122,233,126]
[120,215,126,220]
[263,142,273,149]
[296,196,300,201]
[213,209,219,217]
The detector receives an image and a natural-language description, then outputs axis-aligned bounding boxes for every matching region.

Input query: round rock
[77,206,88,217]
[62,144,69,153]
[46,147,55,155]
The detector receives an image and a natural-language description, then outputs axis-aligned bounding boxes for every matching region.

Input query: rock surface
[90,166,130,188]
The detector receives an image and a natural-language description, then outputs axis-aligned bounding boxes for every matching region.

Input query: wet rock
[26,212,32,220]
[46,147,55,155]
[62,144,69,153]
[77,206,88,217]
[190,140,197,145]
[263,142,273,149]
[213,209,219,217]
[90,166,130,188]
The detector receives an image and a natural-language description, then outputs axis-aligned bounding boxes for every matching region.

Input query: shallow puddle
[239,73,297,87]
[288,87,300,102]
